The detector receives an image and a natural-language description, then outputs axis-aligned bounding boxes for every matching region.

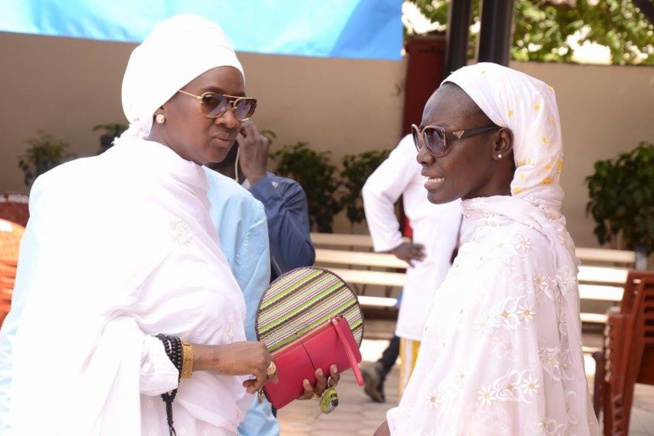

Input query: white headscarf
[444,62,563,203]
[120,14,244,139]
[444,63,577,261]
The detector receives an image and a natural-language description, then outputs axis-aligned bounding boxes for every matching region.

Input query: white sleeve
[139,335,180,396]
[362,135,419,252]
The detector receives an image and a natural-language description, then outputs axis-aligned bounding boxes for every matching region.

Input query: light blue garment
[205,168,271,342]
[0,169,278,436]
[204,168,280,436]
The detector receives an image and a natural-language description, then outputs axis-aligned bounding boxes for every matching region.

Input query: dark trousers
[378,334,400,380]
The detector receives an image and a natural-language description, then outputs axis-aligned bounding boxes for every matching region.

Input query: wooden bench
[311,233,640,326]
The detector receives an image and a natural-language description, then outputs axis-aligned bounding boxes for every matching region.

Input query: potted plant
[585,141,654,269]
[339,149,390,230]
[271,141,343,233]
[92,123,128,154]
[18,129,76,187]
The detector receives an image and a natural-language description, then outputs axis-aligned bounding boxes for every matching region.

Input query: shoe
[361,362,386,403]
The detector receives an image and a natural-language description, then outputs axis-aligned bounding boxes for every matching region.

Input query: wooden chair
[0,260,17,327]
[0,193,29,227]
[593,271,654,435]
[0,218,25,327]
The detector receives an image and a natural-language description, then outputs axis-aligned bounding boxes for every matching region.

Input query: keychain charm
[314,387,339,419]
[258,389,265,404]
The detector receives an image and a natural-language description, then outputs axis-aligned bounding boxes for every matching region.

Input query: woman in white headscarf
[4,14,333,436]
[375,63,599,435]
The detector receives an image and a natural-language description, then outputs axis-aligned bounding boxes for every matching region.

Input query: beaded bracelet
[156,334,183,436]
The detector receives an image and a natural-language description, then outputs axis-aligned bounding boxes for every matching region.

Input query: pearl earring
[498,153,503,159]
[156,114,165,124]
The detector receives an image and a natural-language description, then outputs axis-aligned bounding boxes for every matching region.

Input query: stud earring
[156,114,165,124]
[498,153,503,159]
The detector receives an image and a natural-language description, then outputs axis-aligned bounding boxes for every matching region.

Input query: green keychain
[314,387,339,419]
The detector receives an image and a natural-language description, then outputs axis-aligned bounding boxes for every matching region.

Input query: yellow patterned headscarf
[443,62,564,220]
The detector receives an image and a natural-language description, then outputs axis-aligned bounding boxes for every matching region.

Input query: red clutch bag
[255,267,365,410]
[263,315,363,409]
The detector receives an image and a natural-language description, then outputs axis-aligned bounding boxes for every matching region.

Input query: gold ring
[266,361,277,376]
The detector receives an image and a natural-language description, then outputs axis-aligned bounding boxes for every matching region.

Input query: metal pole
[632,0,654,26]
[444,0,473,77]
[477,0,515,65]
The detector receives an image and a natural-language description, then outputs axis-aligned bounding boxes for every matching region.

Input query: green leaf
[18,129,76,187]
[585,141,654,255]
[405,0,654,66]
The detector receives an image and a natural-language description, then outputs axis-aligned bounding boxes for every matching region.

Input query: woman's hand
[300,364,340,399]
[192,341,278,394]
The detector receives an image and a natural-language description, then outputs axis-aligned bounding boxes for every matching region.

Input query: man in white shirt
[361,134,462,402]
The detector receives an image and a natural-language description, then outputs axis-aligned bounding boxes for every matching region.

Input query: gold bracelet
[181,342,194,379]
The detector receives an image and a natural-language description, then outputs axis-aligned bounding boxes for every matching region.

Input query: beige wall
[1,32,653,249]
[0,32,406,194]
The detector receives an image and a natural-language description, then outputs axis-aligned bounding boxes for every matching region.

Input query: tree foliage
[18,129,76,187]
[271,142,343,233]
[407,0,654,65]
[339,149,390,226]
[585,141,654,255]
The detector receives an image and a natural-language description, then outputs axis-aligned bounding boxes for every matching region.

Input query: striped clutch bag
[255,267,364,409]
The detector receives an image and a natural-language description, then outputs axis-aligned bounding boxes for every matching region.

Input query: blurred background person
[361,134,461,402]
[207,121,315,282]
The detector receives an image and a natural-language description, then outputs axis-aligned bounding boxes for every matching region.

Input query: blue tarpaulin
[0,0,403,60]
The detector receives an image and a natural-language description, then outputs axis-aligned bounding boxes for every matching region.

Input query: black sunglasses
[412,124,501,157]
[178,90,257,121]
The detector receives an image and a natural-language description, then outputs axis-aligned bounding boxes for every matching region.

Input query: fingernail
[316,369,323,376]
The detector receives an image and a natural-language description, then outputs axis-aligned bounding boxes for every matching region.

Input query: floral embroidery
[424,389,442,410]
[539,346,575,382]
[513,234,533,252]
[477,386,494,406]
[533,273,557,300]
[534,416,566,435]
[475,313,491,334]
[477,369,540,407]
[518,303,536,322]
[168,219,192,246]
[520,375,542,395]
[556,268,577,295]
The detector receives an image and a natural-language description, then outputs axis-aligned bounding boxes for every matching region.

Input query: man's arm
[362,135,420,254]
[249,176,315,278]
[237,121,315,278]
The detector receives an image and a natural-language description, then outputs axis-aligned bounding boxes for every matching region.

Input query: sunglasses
[177,90,257,121]
[411,124,501,157]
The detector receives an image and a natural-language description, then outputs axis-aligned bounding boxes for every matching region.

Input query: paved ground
[276,320,654,436]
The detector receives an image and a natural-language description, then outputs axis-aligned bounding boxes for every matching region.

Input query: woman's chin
[208,147,232,164]
[427,190,454,205]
